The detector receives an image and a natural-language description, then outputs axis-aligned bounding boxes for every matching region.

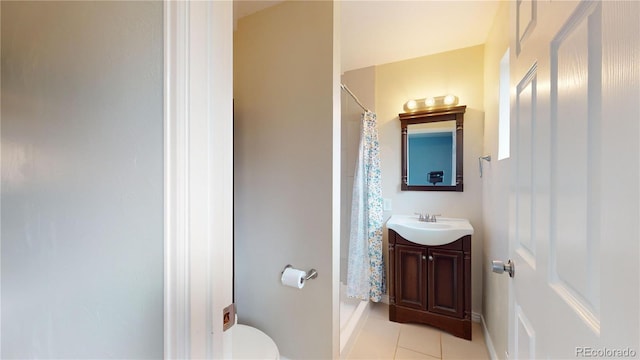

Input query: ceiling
[233,0,501,73]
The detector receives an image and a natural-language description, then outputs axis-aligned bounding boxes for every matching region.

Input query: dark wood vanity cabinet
[428,248,465,318]
[389,230,471,340]
[395,245,427,310]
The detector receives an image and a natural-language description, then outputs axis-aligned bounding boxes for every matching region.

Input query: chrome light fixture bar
[403,94,459,112]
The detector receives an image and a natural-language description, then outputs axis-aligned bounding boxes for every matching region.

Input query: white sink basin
[386,215,474,246]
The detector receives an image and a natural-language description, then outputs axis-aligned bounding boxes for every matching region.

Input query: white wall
[481,2,510,358]
[233,1,337,358]
[1,2,163,358]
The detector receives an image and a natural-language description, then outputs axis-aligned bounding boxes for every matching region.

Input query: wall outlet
[383,198,392,211]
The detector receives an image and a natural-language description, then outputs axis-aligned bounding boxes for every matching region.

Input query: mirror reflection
[407,121,457,186]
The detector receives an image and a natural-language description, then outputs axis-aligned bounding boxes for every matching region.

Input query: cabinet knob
[428,255,434,261]
[422,255,426,260]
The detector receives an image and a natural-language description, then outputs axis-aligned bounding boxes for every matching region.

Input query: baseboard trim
[381,293,390,304]
[471,311,481,323]
[480,313,499,360]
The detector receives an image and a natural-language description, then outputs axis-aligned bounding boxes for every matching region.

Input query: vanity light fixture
[403,94,459,112]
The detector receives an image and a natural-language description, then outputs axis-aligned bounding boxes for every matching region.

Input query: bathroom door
[505,0,639,358]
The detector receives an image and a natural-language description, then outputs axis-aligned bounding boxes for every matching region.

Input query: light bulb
[406,100,417,110]
[444,95,457,106]
[424,97,436,107]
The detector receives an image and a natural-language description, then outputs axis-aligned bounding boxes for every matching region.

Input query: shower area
[339,82,383,355]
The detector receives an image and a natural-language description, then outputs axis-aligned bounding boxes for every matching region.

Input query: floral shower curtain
[347,111,385,302]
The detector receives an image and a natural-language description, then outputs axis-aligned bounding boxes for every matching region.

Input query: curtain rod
[340,83,370,113]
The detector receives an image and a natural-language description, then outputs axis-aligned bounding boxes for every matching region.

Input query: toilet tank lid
[229,324,280,359]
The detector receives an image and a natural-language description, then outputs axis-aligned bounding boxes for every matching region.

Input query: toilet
[227,316,280,359]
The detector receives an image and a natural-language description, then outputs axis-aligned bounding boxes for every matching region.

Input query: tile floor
[346,303,490,360]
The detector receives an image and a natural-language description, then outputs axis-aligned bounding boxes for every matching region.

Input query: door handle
[492,259,515,278]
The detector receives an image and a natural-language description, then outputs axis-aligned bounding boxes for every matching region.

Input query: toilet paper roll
[281,267,306,289]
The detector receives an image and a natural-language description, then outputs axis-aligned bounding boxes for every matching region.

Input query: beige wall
[234,1,337,358]
[482,1,510,358]
[374,45,486,316]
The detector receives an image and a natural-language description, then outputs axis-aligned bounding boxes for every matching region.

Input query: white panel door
[506,1,639,358]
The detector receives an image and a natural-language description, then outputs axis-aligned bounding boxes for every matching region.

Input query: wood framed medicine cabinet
[399,105,466,191]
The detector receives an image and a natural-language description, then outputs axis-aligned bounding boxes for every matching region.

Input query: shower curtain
[347,111,385,302]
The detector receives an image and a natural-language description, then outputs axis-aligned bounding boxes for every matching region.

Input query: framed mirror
[399,105,466,191]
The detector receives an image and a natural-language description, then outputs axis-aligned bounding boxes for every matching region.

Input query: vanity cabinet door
[395,244,427,310]
[427,249,464,318]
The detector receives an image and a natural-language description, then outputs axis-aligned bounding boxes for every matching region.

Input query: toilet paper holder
[282,264,318,281]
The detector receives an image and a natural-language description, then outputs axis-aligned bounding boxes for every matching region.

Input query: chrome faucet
[415,212,441,222]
